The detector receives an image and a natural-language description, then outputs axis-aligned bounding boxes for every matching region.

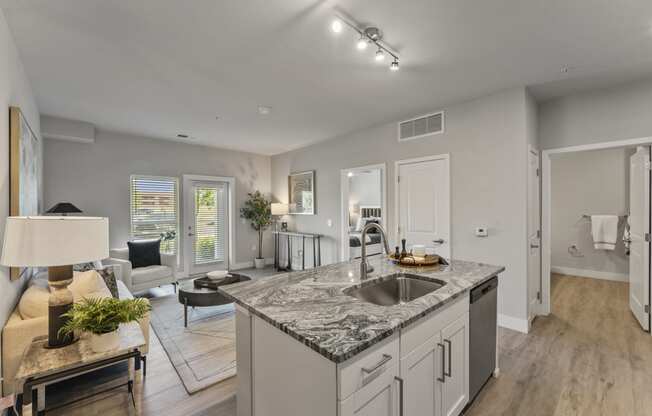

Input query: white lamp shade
[0,216,109,267]
[271,203,289,216]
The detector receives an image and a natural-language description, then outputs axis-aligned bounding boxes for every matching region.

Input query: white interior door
[629,146,650,331]
[184,180,229,275]
[527,148,541,321]
[397,156,450,258]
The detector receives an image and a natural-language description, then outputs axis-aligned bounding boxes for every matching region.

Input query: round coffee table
[178,273,251,327]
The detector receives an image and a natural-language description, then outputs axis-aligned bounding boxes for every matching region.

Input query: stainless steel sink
[344,273,446,306]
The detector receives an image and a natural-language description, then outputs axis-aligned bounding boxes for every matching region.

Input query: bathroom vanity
[220,257,503,416]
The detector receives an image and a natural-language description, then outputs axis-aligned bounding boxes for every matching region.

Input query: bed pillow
[128,239,161,268]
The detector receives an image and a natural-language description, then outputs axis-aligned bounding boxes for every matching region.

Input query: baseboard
[498,314,529,334]
[231,258,274,270]
[551,266,628,282]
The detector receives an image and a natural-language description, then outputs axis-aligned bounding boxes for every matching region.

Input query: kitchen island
[220,256,504,416]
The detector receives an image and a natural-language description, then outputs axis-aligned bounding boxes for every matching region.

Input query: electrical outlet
[475,227,488,237]
[327,219,333,228]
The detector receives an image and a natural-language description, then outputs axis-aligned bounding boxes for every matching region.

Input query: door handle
[530,243,540,248]
[395,376,404,416]
[188,232,195,237]
[437,343,446,383]
[444,339,452,377]
[433,239,445,245]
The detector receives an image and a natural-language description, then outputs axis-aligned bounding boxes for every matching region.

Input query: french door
[183,178,229,275]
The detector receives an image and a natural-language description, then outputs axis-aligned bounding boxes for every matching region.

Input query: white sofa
[105,248,177,294]
[1,269,150,396]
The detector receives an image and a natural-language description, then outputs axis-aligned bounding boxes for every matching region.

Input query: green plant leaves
[59,297,151,337]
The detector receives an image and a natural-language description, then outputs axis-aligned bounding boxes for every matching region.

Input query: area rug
[149,294,236,394]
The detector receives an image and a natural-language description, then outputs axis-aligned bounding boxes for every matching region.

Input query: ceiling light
[258,105,272,115]
[331,19,343,33]
[375,49,385,62]
[356,36,368,50]
[390,59,399,71]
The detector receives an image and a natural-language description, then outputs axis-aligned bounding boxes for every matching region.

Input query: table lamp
[271,203,289,231]
[0,216,109,348]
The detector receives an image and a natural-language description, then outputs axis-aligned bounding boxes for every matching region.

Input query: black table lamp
[45,202,83,216]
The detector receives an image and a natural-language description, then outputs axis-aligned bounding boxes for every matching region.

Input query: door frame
[394,154,451,258]
[541,136,652,316]
[339,163,387,262]
[527,144,541,322]
[182,174,236,277]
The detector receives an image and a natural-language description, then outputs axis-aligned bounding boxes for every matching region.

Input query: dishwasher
[469,276,498,402]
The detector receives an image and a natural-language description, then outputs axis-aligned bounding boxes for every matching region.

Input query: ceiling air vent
[398,111,444,142]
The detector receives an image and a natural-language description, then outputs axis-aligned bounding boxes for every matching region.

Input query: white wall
[271,87,532,330]
[539,76,652,150]
[43,130,272,270]
[551,148,630,279]
[0,9,41,390]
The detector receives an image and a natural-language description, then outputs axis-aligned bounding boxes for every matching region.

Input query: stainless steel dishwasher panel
[469,276,498,402]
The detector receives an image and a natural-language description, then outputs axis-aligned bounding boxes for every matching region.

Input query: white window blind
[194,185,225,264]
[130,175,179,254]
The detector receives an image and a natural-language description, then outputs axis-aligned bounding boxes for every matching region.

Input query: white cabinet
[339,365,400,416]
[400,334,442,416]
[441,313,469,416]
[399,297,469,416]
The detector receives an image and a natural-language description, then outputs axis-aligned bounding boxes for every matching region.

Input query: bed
[348,206,384,259]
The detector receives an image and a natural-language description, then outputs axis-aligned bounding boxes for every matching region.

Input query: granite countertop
[219,257,504,363]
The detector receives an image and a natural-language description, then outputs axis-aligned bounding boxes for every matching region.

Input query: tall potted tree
[240,191,272,269]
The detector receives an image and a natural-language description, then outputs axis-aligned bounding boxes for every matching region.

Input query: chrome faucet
[360,222,391,280]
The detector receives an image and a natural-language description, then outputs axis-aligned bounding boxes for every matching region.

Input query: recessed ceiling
[3,0,652,155]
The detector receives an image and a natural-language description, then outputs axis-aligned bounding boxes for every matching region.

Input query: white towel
[591,215,618,250]
[623,217,631,254]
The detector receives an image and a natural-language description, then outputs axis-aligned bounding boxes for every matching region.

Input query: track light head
[390,59,399,71]
[331,19,343,33]
[356,36,368,50]
[375,49,385,61]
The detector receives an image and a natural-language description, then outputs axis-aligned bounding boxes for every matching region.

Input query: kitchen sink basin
[344,273,446,306]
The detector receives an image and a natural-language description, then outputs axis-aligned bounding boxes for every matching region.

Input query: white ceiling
[3,0,652,155]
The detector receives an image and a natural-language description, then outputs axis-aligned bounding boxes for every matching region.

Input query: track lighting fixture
[331,19,343,33]
[330,15,400,71]
[356,36,368,50]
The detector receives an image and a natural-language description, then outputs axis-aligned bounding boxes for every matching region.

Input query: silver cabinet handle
[437,343,445,382]
[444,339,452,377]
[395,376,404,416]
[362,354,392,374]
[433,239,445,245]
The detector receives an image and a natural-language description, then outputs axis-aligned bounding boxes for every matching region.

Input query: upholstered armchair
[104,248,177,293]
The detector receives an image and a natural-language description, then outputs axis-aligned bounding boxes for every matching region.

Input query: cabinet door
[400,333,442,416]
[340,365,399,416]
[440,312,469,416]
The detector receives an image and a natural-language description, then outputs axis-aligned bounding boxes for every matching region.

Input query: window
[130,175,179,254]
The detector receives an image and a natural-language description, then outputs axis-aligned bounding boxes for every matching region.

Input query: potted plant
[59,297,151,353]
[240,191,272,269]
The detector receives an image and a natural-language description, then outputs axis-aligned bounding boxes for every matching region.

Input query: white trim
[551,266,628,282]
[182,174,236,275]
[541,136,652,316]
[394,154,451,257]
[498,314,529,334]
[527,144,541,320]
[340,163,387,262]
[397,110,445,142]
[43,132,95,144]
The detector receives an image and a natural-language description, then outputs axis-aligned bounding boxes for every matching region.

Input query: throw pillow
[18,279,50,319]
[69,270,112,301]
[128,239,161,268]
[96,265,119,298]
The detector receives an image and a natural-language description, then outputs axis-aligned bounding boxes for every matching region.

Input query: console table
[15,323,145,416]
[273,231,322,271]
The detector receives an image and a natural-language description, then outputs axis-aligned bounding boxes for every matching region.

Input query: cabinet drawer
[337,334,400,400]
[339,363,399,416]
[400,294,469,358]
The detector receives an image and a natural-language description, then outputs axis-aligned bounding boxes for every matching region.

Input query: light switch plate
[327,219,333,227]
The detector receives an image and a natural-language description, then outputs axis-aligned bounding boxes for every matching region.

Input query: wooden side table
[15,323,145,416]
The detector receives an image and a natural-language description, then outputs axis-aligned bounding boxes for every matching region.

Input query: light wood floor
[54,273,651,415]
[466,273,652,416]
